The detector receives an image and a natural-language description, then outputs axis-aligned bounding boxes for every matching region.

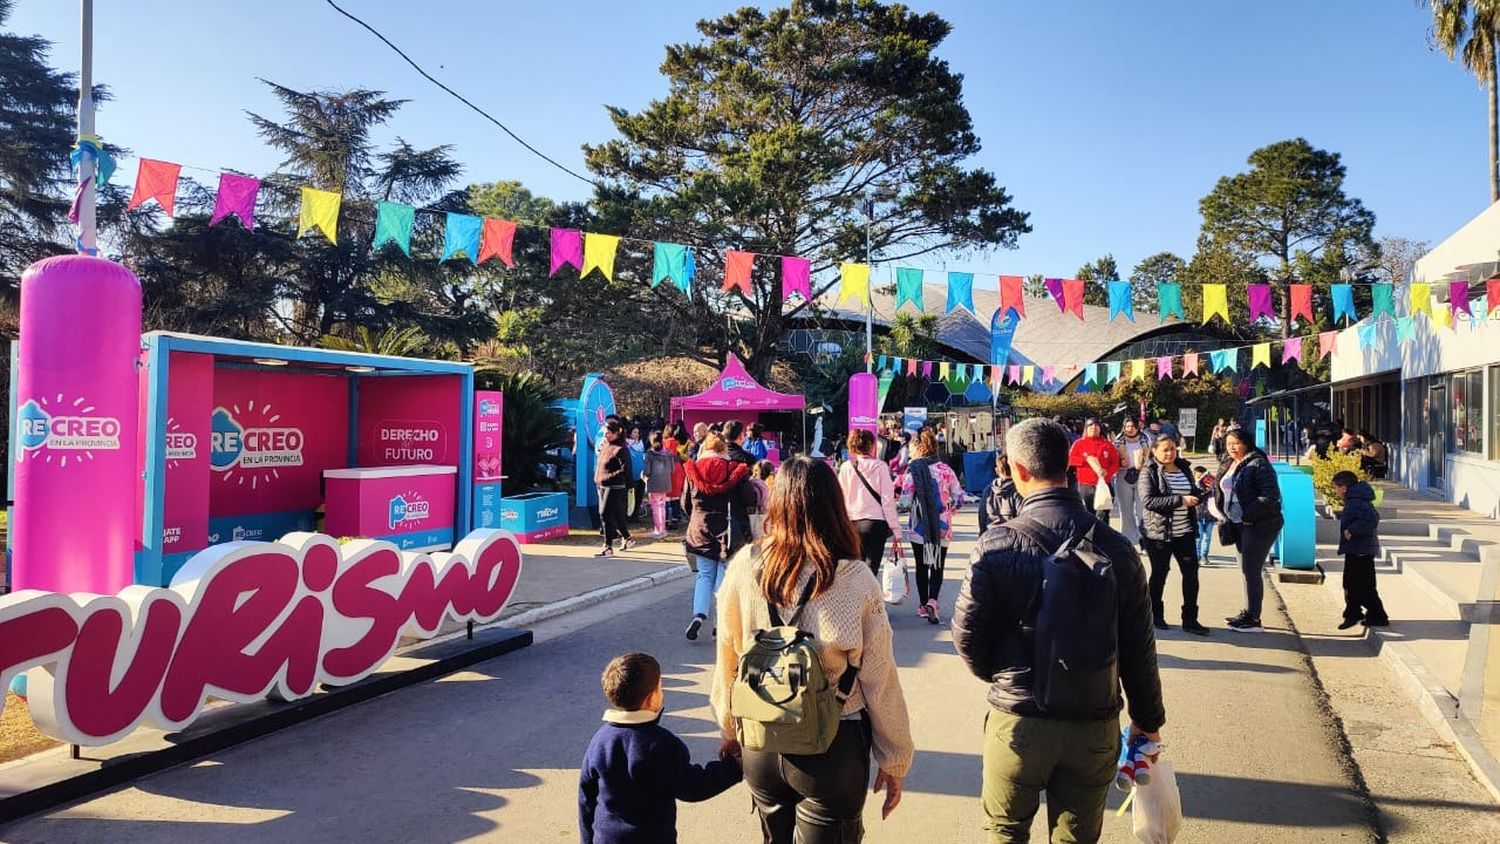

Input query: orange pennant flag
[478,219,517,266]
[127,158,182,216]
[999,275,1026,318]
[1290,284,1314,323]
[1062,279,1086,320]
[723,250,755,295]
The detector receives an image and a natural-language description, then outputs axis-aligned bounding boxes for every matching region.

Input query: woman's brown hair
[846,429,875,456]
[908,428,937,458]
[758,456,861,606]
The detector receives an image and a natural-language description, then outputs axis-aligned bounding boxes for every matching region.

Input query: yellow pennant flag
[839,262,872,308]
[1434,301,1452,329]
[1252,342,1271,369]
[1201,284,1228,324]
[939,362,950,379]
[580,233,621,281]
[1130,359,1146,381]
[1410,282,1432,317]
[1021,364,1035,385]
[297,187,341,244]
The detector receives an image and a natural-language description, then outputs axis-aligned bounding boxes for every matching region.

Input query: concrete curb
[484,565,693,635]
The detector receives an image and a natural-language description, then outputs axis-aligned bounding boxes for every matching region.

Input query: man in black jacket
[722,420,757,468]
[953,418,1165,843]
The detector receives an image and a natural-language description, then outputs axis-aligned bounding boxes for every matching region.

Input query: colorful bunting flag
[1250,343,1270,369]
[210,173,259,230]
[1318,331,1337,360]
[1395,315,1416,345]
[1434,301,1452,329]
[1371,283,1395,318]
[1211,349,1237,373]
[1105,361,1122,384]
[839,262,871,308]
[442,213,482,264]
[297,187,340,244]
[1156,356,1173,379]
[549,228,582,276]
[1045,277,1066,312]
[127,158,181,216]
[1108,281,1135,323]
[1158,283,1184,322]
[782,256,811,301]
[1332,284,1356,324]
[939,362,950,380]
[479,218,517,267]
[921,361,933,378]
[1128,359,1145,381]
[1409,282,1432,317]
[724,250,756,295]
[1007,365,1021,385]
[946,271,974,313]
[877,355,888,372]
[579,232,620,280]
[1062,279,1086,320]
[1042,365,1055,385]
[1451,281,1473,318]
[1248,284,1275,322]
[1290,284,1314,323]
[896,268,924,311]
[652,242,688,290]
[372,201,415,255]
[1182,352,1200,377]
[1490,280,1500,318]
[1282,337,1303,366]
[999,275,1026,318]
[906,359,917,376]
[1357,321,1377,349]
[1021,365,1035,386]
[1201,284,1229,324]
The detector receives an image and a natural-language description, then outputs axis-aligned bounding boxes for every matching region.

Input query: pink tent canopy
[669,355,805,420]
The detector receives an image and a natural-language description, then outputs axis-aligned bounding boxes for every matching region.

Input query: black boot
[1182,606,1209,636]
[1152,603,1169,631]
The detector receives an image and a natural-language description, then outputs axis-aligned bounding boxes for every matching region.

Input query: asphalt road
[0,510,1396,842]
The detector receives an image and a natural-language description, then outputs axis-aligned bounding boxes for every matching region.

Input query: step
[1316,517,1433,544]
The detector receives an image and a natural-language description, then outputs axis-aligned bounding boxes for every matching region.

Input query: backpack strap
[769,575,819,628]
[1003,514,1093,557]
[852,462,883,506]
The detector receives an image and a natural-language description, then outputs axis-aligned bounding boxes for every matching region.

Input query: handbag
[879,540,909,605]
[1217,520,1241,547]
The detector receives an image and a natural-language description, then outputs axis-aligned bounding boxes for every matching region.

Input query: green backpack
[731,576,859,755]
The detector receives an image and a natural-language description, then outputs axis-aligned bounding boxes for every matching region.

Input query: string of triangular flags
[114,155,1496,326]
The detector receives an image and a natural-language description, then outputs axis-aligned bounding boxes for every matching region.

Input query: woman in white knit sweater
[712,456,914,843]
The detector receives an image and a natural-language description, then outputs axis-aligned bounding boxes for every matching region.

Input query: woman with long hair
[595,421,634,557]
[838,429,902,577]
[711,456,913,843]
[1138,435,1210,635]
[682,433,757,640]
[898,428,965,624]
[1215,429,1285,633]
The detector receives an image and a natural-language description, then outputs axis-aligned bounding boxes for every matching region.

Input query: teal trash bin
[1272,462,1315,570]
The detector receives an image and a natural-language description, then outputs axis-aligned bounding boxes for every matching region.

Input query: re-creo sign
[0,529,524,746]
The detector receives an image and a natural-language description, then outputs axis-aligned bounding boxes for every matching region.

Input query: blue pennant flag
[1332,284,1356,324]
[1108,281,1135,323]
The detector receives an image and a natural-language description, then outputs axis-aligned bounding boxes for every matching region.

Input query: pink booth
[668,355,805,464]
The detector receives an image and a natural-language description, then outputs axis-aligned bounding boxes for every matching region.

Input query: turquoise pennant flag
[1357,321,1378,349]
[652,242,691,289]
[372,201,415,255]
[946,271,975,313]
[1395,315,1416,345]
[442,212,482,264]
[1105,361,1122,384]
[1371,284,1395,319]
[896,268,925,311]
[1084,363,1099,388]
[1211,348,1239,373]
[877,355,889,371]
[1331,284,1356,323]
[1108,281,1135,323]
[1157,283,1183,322]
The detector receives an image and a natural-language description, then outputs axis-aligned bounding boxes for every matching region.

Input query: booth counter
[324,465,458,552]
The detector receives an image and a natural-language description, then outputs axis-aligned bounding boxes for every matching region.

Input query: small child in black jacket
[579,652,741,844]
[1333,471,1390,629]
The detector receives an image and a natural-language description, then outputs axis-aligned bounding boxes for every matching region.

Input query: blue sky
[10,1,1490,281]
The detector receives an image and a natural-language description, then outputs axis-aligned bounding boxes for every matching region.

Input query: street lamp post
[77,0,97,254]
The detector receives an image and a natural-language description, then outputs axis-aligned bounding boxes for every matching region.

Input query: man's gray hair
[1005,418,1071,482]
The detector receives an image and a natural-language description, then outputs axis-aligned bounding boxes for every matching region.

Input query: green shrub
[1310,451,1368,505]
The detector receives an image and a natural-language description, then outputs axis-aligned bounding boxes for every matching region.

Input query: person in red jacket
[1069,417,1121,525]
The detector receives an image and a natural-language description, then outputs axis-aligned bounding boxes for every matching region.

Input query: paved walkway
[8,502,1499,840]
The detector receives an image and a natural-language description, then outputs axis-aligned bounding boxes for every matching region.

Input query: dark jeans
[743,718,871,844]
[1236,522,1279,619]
[1343,553,1389,623]
[599,485,631,547]
[1077,483,1111,527]
[852,519,891,577]
[1143,534,1201,625]
[912,542,948,604]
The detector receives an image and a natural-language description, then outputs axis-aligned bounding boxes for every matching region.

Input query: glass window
[1405,378,1427,448]
[1454,371,1484,455]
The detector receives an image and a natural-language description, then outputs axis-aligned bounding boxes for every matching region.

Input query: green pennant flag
[896,267,925,311]
[1395,315,1417,345]
[1372,283,1395,318]
[1157,283,1185,322]
[877,369,895,410]
[372,201,415,255]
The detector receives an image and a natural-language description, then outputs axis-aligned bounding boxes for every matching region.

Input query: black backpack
[1003,515,1121,718]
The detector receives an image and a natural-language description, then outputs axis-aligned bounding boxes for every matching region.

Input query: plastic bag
[1094,480,1115,512]
[1131,758,1183,843]
[880,542,909,605]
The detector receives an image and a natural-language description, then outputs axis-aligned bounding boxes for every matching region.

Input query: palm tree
[1428,0,1500,202]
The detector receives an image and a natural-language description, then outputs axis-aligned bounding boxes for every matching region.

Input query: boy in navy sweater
[579,652,741,844]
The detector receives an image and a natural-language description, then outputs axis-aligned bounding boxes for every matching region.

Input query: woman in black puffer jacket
[1137,435,1209,635]
[1215,430,1285,633]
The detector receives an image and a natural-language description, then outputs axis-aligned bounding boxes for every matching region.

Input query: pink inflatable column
[13,255,142,594]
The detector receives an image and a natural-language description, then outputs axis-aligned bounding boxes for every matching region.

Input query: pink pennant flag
[210,173,260,230]
[1248,284,1275,321]
[781,256,811,300]
[1007,365,1022,384]
[1044,278,1066,312]
[1063,279,1086,320]
[989,365,1001,387]
[127,158,182,216]
[1182,352,1200,377]
[1282,336,1304,366]
[1451,281,1474,317]
[921,361,933,378]
[724,250,755,295]
[1318,330,1337,360]
[479,218,517,266]
[999,275,1026,318]
[905,359,917,376]
[1041,365,1055,385]
[550,228,583,276]
[1156,356,1173,379]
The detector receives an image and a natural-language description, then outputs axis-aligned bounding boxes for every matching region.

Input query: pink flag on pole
[210,173,260,230]
[550,228,583,276]
[1282,336,1304,366]
[782,256,811,300]
[1007,364,1022,384]
[1318,330,1337,360]
[1156,356,1173,379]
[1248,284,1276,321]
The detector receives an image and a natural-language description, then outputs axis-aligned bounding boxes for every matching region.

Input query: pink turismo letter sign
[13,255,142,594]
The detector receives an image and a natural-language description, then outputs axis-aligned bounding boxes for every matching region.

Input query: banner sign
[356,375,461,468]
[158,352,214,563]
[1179,408,1198,438]
[903,406,928,434]
[990,306,1020,365]
[848,373,879,436]
[474,390,503,482]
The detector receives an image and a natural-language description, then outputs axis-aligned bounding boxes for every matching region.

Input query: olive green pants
[982,709,1121,843]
